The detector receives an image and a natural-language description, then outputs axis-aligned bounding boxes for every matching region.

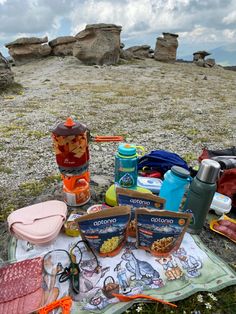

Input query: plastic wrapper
[76,206,130,257]
[136,208,191,257]
[116,187,165,237]
[210,215,236,243]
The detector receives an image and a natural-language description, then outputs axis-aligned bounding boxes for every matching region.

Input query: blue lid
[171,166,190,178]
[118,144,137,156]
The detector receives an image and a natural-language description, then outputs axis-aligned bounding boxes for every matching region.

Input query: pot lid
[51,117,87,136]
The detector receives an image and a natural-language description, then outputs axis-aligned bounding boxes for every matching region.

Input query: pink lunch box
[7,200,68,245]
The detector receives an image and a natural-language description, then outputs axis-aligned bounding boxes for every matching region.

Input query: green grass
[0,82,24,95]
[0,165,13,174]
[0,124,26,137]
[0,174,62,220]
[27,130,48,139]
[127,285,236,313]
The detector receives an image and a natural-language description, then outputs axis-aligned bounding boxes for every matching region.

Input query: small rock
[93,145,100,151]
[195,108,203,114]
[91,175,112,187]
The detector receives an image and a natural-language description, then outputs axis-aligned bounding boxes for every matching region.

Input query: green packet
[76,206,130,257]
[116,187,165,237]
[136,208,192,257]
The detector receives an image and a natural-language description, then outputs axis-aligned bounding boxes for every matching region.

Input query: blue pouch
[138,150,189,174]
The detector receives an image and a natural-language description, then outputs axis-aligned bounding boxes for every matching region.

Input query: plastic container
[7,201,67,245]
[64,212,82,237]
[210,192,232,215]
[137,176,163,194]
[159,166,191,212]
[115,144,144,189]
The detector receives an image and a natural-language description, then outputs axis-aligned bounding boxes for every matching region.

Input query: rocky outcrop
[73,23,122,65]
[120,43,133,60]
[154,33,179,62]
[0,52,14,89]
[49,36,76,56]
[123,45,153,59]
[193,51,210,61]
[205,58,216,67]
[193,51,215,67]
[5,36,51,65]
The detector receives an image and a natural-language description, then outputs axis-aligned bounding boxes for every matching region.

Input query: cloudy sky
[1,0,236,61]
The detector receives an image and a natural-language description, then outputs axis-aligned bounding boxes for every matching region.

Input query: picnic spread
[1,117,236,314]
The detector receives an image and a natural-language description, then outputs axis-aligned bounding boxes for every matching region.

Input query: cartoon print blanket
[10,232,236,314]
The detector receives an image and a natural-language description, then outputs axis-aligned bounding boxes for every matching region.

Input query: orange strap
[38,296,72,314]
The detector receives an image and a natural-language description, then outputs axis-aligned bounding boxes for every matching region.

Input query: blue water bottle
[159,166,191,212]
[115,144,144,189]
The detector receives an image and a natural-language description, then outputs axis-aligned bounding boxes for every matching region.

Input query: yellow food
[100,236,120,253]
[151,237,174,252]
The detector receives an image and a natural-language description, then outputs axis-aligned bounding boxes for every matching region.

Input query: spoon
[112,293,177,308]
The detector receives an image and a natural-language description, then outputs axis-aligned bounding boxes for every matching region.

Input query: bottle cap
[118,143,137,156]
[171,166,190,179]
[196,159,221,183]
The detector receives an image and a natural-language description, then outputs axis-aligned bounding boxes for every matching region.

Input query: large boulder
[193,51,210,61]
[205,58,216,67]
[5,36,51,65]
[0,52,14,89]
[192,51,215,68]
[73,23,122,65]
[124,45,153,59]
[154,33,179,62]
[49,36,76,56]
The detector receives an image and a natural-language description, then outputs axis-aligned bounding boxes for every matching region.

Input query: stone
[124,45,152,59]
[195,59,205,67]
[120,49,133,60]
[5,36,51,65]
[205,58,215,67]
[193,51,210,61]
[73,23,122,65]
[49,36,76,56]
[154,33,179,62]
[120,42,125,49]
[91,174,112,187]
[0,52,14,89]
[5,36,48,47]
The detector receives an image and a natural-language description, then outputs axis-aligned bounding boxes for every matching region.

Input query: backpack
[199,147,236,208]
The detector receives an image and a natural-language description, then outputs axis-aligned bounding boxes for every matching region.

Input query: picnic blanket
[9,232,236,314]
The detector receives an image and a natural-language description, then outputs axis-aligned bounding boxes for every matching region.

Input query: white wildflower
[136,305,143,313]
[205,302,212,309]
[197,294,204,303]
[207,293,217,301]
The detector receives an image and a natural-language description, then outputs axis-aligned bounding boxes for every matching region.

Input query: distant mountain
[180,43,236,66]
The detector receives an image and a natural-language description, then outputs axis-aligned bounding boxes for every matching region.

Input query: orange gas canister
[62,175,91,206]
[51,117,89,176]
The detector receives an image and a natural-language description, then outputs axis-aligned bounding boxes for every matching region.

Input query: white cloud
[0,0,236,60]
[223,10,236,24]
[223,29,236,40]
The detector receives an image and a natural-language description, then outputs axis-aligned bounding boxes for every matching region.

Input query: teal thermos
[183,159,221,234]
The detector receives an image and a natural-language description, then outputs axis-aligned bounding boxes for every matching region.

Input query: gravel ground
[0,56,235,264]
